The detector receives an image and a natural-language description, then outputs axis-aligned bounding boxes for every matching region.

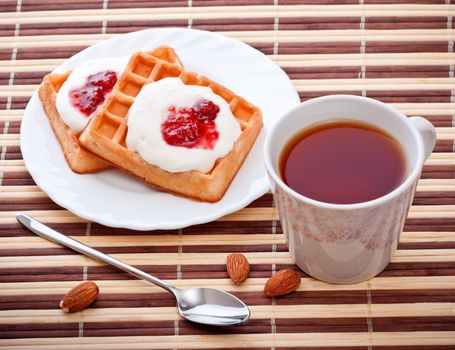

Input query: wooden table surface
[0,0,454,349]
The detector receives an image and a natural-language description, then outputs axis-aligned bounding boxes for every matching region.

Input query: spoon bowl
[176,287,250,326]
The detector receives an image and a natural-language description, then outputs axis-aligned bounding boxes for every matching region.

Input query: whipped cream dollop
[56,56,129,132]
[126,77,242,173]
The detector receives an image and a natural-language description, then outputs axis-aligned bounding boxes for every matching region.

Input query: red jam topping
[161,99,220,149]
[69,70,117,116]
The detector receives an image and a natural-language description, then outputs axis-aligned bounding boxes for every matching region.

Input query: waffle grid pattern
[80,51,262,202]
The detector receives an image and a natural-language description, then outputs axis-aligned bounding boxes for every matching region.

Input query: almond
[60,281,99,313]
[226,253,250,285]
[263,269,301,297]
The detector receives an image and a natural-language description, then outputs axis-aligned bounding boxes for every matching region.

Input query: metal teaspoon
[16,213,250,326]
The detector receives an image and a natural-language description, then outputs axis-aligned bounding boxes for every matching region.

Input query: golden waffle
[38,46,182,174]
[79,51,263,202]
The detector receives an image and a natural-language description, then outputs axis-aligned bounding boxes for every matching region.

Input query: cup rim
[264,94,425,210]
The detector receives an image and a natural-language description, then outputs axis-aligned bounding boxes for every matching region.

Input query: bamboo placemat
[1,0,455,349]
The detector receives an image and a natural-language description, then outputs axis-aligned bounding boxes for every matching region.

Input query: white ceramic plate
[21,28,300,230]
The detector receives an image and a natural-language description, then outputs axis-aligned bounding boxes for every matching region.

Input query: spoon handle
[16,213,177,294]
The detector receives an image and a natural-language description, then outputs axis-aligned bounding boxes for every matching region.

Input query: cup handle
[408,116,437,161]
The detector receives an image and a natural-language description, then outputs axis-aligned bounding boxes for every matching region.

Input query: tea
[279,120,407,204]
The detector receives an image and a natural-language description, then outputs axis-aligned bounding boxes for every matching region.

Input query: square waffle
[38,46,182,174]
[79,51,263,202]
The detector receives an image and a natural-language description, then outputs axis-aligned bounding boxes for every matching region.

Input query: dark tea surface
[279,120,407,204]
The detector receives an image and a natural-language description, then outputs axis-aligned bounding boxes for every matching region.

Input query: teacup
[264,95,436,284]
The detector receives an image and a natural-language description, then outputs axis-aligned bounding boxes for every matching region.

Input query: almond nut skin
[226,253,250,285]
[60,281,99,313]
[264,269,301,297]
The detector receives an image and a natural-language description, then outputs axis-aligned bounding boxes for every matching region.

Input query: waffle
[79,51,263,202]
[38,46,182,174]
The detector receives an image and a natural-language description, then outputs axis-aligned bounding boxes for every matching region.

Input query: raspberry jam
[69,70,117,116]
[161,99,220,149]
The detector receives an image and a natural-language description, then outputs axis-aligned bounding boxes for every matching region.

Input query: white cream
[126,77,242,173]
[56,56,129,132]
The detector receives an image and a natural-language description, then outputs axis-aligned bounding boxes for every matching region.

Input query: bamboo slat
[0,29,454,49]
[1,302,454,324]
[2,53,455,74]
[0,110,24,123]
[226,29,455,42]
[293,78,455,91]
[1,276,454,297]
[274,52,455,67]
[0,231,453,250]
[393,103,455,116]
[0,140,22,147]
[0,4,453,24]
[1,332,455,349]
[0,205,454,226]
[0,33,115,49]
[0,204,454,226]
[0,248,453,269]
[0,234,285,249]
